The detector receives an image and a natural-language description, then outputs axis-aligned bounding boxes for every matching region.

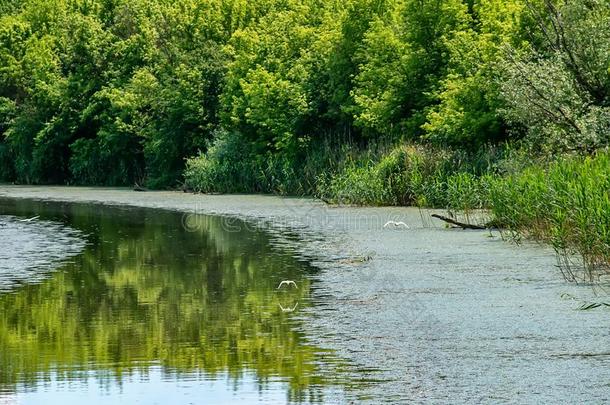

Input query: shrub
[316,144,499,209]
[184,131,257,193]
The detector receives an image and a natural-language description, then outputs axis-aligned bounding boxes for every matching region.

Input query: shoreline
[1,186,610,403]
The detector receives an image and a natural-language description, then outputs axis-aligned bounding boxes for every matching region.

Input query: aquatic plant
[315,143,500,210]
[487,151,610,281]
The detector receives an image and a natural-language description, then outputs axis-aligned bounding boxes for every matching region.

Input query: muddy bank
[1,186,609,404]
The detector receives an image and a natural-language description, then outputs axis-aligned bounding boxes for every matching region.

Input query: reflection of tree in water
[0,201,343,403]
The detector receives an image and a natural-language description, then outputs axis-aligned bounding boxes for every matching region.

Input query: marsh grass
[315,144,501,210]
[487,151,610,282]
[184,131,353,195]
[313,144,610,280]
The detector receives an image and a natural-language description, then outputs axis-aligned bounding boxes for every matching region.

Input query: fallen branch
[133,183,148,192]
[431,214,486,230]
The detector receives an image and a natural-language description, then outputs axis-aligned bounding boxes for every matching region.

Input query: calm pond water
[0,199,349,404]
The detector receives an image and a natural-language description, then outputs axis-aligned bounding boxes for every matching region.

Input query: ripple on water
[0,215,86,292]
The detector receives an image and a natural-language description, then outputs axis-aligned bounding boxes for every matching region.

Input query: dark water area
[0,199,349,404]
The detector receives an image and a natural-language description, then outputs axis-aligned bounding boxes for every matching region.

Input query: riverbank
[187,144,610,280]
[1,186,609,403]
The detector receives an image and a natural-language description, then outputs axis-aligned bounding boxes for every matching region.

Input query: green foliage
[0,0,21,14]
[487,151,610,279]
[316,143,500,208]
[499,0,610,153]
[0,0,243,187]
[184,130,347,195]
[0,97,15,181]
[2,0,610,204]
[353,0,472,138]
[184,130,257,193]
[423,0,526,147]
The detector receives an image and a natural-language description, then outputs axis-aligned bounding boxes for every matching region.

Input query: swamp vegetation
[2,0,610,272]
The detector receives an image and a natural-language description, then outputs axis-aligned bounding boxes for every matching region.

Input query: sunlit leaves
[499,0,610,152]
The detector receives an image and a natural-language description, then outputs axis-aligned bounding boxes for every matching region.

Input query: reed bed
[186,138,610,280]
[487,152,610,282]
[316,144,610,280]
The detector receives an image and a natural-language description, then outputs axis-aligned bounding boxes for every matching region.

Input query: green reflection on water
[0,199,344,403]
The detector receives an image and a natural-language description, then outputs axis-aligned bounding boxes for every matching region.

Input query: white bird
[383,220,410,229]
[19,216,40,222]
[278,302,299,313]
[277,280,298,289]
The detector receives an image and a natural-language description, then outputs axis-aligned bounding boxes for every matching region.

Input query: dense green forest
[2,0,610,270]
[0,0,607,188]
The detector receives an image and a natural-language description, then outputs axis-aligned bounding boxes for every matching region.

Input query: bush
[316,144,499,209]
[69,134,142,186]
[184,131,256,193]
[184,131,361,195]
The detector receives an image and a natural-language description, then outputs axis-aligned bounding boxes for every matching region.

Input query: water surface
[0,199,348,404]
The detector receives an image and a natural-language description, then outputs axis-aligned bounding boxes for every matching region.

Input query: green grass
[315,144,500,210]
[184,131,353,195]
[487,151,610,281]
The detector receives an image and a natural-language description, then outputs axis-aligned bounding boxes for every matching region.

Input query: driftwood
[133,183,148,192]
[431,214,486,230]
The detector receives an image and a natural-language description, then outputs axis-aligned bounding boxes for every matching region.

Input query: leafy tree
[423,0,526,147]
[499,0,610,152]
[352,0,471,139]
[1,0,608,191]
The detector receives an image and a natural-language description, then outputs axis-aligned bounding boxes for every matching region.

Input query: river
[0,199,348,404]
[0,187,609,404]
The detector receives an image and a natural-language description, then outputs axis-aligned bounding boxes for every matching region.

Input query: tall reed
[487,152,610,281]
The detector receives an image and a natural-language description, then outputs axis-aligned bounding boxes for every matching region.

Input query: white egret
[277,280,298,289]
[383,220,409,229]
